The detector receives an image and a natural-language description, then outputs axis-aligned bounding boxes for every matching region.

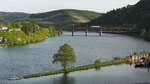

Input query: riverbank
[0,28,61,46]
[0,43,8,46]
[9,57,129,80]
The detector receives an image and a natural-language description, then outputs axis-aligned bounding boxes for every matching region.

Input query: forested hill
[89,0,150,40]
[29,9,102,26]
[0,12,29,21]
[90,0,150,27]
[0,9,102,27]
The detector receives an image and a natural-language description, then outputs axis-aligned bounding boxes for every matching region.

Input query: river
[0,32,150,84]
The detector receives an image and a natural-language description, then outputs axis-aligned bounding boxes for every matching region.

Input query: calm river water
[0,32,150,84]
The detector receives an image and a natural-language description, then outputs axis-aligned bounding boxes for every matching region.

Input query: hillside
[0,12,29,21]
[29,9,102,27]
[90,0,150,27]
[0,9,102,27]
[89,0,150,40]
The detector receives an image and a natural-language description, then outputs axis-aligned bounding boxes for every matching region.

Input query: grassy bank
[9,58,129,80]
[0,43,8,46]
[0,28,61,46]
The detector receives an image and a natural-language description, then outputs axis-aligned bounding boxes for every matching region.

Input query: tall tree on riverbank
[53,44,76,71]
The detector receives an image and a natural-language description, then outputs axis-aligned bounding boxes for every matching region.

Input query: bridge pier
[99,28,102,36]
[85,28,88,36]
[72,30,74,36]
[72,25,75,36]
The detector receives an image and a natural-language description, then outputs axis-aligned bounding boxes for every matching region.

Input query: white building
[90,26,101,28]
[0,37,3,42]
[0,24,8,31]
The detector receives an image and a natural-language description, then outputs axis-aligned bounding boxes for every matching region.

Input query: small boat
[135,57,150,68]
[135,62,146,67]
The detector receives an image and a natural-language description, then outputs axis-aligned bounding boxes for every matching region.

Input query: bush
[94,59,101,64]
[113,57,122,60]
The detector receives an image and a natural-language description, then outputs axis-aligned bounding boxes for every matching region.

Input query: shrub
[113,57,122,60]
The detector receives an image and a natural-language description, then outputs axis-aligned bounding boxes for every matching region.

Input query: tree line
[89,0,150,41]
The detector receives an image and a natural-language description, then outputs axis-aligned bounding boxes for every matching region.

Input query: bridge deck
[62,27,130,36]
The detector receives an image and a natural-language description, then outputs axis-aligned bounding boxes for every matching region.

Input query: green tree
[53,44,76,71]
[21,23,40,34]
[94,59,101,64]
[139,29,146,38]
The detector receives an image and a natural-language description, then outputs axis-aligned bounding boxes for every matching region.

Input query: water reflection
[129,62,150,72]
[134,65,150,72]
[53,74,75,84]
[95,66,101,70]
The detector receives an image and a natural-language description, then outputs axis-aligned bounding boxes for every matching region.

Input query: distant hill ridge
[29,9,102,26]
[0,9,102,27]
[0,12,29,21]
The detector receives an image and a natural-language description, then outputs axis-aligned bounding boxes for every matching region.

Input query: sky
[0,0,140,13]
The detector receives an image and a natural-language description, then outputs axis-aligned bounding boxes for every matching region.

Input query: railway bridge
[62,26,131,36]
